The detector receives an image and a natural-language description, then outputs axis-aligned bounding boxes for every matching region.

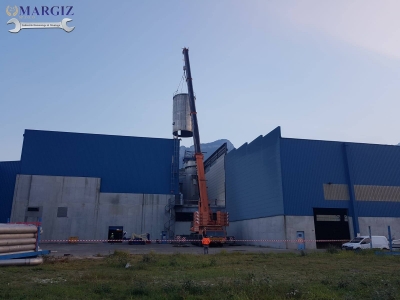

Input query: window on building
[27,207,40,212]
[175,212,193,222]
[57,207,68,218]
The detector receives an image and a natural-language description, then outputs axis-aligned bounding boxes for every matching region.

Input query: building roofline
[23,129,176,141]
[281,136,400,148]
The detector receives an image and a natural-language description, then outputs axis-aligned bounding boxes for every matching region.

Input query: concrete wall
[348,216,354,240]
[358,217,400,240]
[284,216,317,250]
[228,216,286,248]
[11,175,100,240]
[97,193,169,240]
[205,155,225,206]
[11,175,171,241]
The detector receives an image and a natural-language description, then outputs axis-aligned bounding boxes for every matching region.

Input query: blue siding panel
[280,138,400,217]
[0,161,20,223]
[20,130,179,195]
[346,143,400,217]
[347,143,400,186]
[281,139,350,216]
[226,127,284,221]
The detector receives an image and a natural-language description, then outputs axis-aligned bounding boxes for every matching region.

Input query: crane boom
[182,48,229,239]
[182,48,201,154]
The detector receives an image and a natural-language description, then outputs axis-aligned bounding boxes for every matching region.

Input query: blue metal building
[0,129,180,224]
[0,161,21,223]
[226,127,400,249]
[20,130,180,194]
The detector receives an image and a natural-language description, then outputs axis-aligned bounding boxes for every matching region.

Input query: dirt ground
[41,242,300,258]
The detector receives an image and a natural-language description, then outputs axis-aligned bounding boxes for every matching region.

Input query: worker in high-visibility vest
[202,235,211,254]
[110,233,114,244]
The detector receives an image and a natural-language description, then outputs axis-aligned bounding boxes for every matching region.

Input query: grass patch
[105,250,131,267]
[0,250,399,299]
[326,244,339,254]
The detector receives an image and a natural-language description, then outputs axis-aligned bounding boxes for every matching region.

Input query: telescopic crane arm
[183,48,210,228]
[182,48,229,235]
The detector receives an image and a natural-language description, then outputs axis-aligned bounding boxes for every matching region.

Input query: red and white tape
[40,239,349,243]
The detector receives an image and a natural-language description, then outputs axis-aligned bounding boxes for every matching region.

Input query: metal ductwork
[0,238,37,246]
[0,257,43,266]
[0,244,36,253]
[0,224,37,234]
[0,224,48,267]
[0,233,35,239]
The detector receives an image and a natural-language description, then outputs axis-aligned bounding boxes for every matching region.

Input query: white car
[342,236,389,250]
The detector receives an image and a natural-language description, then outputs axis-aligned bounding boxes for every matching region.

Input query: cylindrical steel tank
[173,93,193,138]
[182,160,199,201]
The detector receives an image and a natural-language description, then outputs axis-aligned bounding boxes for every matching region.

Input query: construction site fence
[40,239,350,243]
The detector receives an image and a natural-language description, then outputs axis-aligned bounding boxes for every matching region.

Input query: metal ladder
[166,138,179,238]
[170,138,180,194]
[164,197,176,239]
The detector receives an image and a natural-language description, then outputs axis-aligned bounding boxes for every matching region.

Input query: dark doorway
[313,208,350,249]
[108,226,123,243]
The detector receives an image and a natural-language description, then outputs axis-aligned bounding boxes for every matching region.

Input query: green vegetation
[0,250,399,299]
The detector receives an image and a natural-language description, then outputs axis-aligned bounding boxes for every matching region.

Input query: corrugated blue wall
[346,143,400,217]
[280,139,350,216]
[0,161,20,223]
[280,139,400,217]
[20,130,179,195]
[226,127,284,221]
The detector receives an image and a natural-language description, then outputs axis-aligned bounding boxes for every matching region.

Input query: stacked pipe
[0,224,43,266]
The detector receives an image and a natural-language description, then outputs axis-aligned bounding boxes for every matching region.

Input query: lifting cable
[174,58,187,95]
[174,73,186,95]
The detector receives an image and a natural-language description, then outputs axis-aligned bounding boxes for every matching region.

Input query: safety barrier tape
[40,239,350,243]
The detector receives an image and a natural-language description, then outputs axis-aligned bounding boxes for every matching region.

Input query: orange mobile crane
[182,48,229,245]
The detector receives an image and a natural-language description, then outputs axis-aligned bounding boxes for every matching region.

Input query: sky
[1,0,400,161]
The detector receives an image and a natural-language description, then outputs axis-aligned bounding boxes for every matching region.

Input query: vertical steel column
[388,226,392,252]
[343,143,360,236]
[368,226,372,249]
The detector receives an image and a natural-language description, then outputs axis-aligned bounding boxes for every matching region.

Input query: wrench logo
[7,18,74,33]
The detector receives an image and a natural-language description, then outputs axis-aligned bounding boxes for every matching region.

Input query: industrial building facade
[1,127,400,248]
[0,130,180,241]
[226,127,400,249]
